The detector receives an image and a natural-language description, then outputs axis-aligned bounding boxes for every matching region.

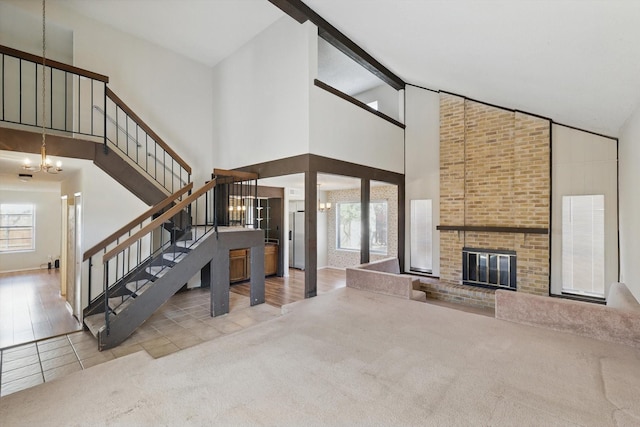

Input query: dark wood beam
[360,178,370,264]
[267,0,309,23]
[314,80,405,129]
[304,170,318,298]
[436,225,549,234]
[268,0,405,90]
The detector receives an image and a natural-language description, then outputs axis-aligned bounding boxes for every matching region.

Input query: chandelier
[22,0,62,175]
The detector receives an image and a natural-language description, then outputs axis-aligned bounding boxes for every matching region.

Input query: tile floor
[0,288,281,397]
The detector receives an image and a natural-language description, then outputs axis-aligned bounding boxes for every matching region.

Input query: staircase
[2,45,262,350]
[81,178,216,351]
[0,44,191,206]
[81,171,265,351]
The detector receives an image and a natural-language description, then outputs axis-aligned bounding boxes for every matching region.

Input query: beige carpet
[1,287,639,426]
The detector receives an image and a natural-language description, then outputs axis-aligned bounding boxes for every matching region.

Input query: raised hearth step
[411,289,427,302]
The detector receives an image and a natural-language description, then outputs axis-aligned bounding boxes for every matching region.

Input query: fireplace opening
[462,247,516,290]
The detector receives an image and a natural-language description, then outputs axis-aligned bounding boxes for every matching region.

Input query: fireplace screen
[462,248,516,290]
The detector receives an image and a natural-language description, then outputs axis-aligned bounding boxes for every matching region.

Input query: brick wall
[439,94,550,298]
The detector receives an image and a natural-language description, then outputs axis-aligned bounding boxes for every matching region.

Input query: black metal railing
[102,88,191,194]
[0,45,191,194]
[100,179,219,335]
[0,45,108,138]
[83,183,193,306]
[212,168,259,229]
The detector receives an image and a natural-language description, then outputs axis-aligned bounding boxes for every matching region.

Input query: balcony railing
[0,44,191,194]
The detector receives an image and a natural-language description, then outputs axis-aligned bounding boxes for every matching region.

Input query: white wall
[4,0,214,187]
[619,103,640,301]
[212,18,315,169]
[0,180,61,272]
[550,124,618,298]
[0,2,73,62]
[352,83,400,122]
[59,161,149,307]
[404,86,440,276]
[309,86,405,174]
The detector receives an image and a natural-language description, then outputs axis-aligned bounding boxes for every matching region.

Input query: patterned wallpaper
[326,185,398,268]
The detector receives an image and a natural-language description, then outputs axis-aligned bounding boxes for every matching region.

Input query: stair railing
[99,88,191,193]
[0,45,191,194]
[83,182,193,306]
[100,178,218,335]
[0,44,108,139]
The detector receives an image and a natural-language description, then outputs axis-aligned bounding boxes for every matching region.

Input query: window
[562,195,605,297]
[410,200,432,273]
[317,37,401,122]
[366,100,379,111]
[0,204,35,253]
[337,201,387,254]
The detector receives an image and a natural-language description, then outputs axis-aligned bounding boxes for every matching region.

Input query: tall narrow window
[410,200,432,273]
[562,195,605,297]
[0,203,35,253]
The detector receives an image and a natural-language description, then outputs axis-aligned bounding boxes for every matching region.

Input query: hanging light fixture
[23,0,62,175]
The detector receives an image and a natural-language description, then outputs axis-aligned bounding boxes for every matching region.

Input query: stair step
[163,252,186,262]
[108,295,131,311]
[411,289,427,302]
[146,265,168,277]
[84,313,106,338]
[125,279,152,295]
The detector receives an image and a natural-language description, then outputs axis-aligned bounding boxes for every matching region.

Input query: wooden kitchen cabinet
[229,245,279,283]
[229,248,249,283]
[264,244,278,276]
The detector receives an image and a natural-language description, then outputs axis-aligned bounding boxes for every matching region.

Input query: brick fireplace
[437,93,550,307]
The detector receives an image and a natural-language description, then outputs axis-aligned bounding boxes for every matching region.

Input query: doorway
[65,193,82,320]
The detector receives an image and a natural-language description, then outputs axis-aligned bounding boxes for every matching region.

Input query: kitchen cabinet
[229,244,279,283]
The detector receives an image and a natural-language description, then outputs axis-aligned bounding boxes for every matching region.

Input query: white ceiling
[63,0,284,68]
[56,0,640,137]
[0,149,87,190]
[304,0,640,137]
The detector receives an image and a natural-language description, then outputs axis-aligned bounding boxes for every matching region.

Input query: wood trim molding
[106,88,191,174]
[314,79,405,129]
[0,45,109,83]
[268,0,405,90]
[83,183,194,261]
[213,168,259,181]
[436,225,549,235]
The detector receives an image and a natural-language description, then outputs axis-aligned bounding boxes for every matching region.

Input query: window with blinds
[0,203,35,253]
[562,195,605,297]
[410,199,432,273]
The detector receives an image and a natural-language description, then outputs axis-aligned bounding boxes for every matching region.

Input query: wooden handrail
[106,88,192,175]
[0,45,109,83]
[83,182,193,261]
[213,168,258,181]
[103,179,217,262]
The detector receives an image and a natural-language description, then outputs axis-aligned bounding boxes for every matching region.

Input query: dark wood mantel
[436,225,549,234]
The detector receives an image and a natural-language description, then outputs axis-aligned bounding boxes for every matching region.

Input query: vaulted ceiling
[63,0,640,137]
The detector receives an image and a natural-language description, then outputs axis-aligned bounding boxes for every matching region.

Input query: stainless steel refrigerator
[289,211,305,270]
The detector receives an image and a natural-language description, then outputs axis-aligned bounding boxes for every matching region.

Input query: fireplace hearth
[462,247,516,290]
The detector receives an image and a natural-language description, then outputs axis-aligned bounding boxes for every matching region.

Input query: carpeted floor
[1,287,639,426]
